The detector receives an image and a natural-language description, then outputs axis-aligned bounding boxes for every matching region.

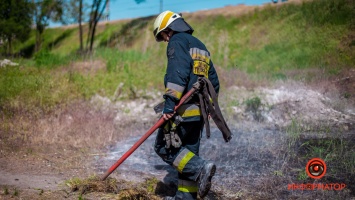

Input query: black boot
[198,162,216,198]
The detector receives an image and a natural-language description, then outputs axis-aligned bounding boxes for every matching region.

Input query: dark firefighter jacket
[163,32,220,122]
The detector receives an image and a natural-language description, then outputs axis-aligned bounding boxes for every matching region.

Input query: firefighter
[153,11,221,200]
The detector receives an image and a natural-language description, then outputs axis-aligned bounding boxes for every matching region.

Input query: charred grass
[232,126,355,199]
[283,121,355,198]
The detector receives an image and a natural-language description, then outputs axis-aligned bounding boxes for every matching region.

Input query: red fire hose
[100,83,200,181]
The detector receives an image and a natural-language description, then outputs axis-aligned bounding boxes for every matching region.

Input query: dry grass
[1,100,126,155]
[216,66,270,89]
[66,59,107,76]
[65,175,162,199]
[185,0,311,19]
[36,102,116,149]
[66,176,120,194]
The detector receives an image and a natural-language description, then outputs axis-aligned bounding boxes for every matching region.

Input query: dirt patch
[187,4,259,19]
[0,172,61,191]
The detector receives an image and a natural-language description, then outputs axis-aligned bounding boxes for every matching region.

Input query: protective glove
[163,115,183,149]
[164,133,172,149]
[163,122,172,149]
[171,132,182,148]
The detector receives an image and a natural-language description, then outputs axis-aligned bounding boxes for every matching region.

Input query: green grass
[97,23,125,48]
[284,118,355,185]
[85,47,165,98]
[244,96,262,121]
[285,118,304,150]
[296,138,355,188]
[0,65,81,115]
[3,187,9,195]
[191,0,354,76]
[301,139,355,175]
[0,0,354,114]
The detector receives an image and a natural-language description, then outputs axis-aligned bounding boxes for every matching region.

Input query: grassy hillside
[0,0,354,114]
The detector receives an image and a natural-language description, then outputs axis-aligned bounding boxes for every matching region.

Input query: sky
[50,0,274,27]
[108,0,272,21]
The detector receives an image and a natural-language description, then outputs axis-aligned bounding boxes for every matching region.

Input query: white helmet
[153,11,182,42]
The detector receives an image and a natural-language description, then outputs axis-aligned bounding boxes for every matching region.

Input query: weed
[244,96,262,121]
[272,73,287,80]
[245,96,261,112]
[285,118,303,149]
[228,99,240,107]
[301,139,355,175]
[297,170,308,181]
[12,188,19,197]
[36,188,44,195]
[288,136,355,194]
[142,177,159,194]
[65,175,118,194]
[344,92,351,99]
[3,187,9,195]
[273,170,284,177]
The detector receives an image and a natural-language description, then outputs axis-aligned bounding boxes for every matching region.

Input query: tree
[61,0,89,52]
[86,0,145,52]
[32,0,63,52]
[78,0,84,51]
[86,0,108,52]
[0,0,32,55]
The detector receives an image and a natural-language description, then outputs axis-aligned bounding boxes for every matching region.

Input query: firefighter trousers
[154,120,206,200]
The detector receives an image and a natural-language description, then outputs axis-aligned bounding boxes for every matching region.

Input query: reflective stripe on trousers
[154,120,206,181]
[175,179,198,199]
[173,148,195,173]
[178,179,198,192]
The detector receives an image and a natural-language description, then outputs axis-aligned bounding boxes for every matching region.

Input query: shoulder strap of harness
[197,77,232,142]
